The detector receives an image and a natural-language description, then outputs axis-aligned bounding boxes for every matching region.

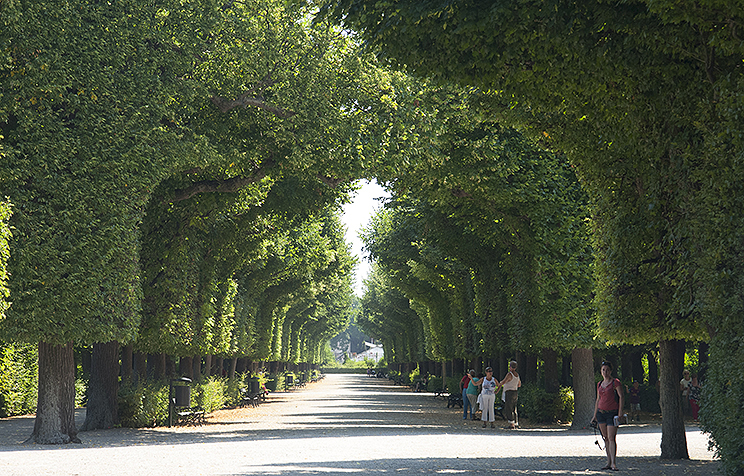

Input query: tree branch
[167,162,272,204]
[211,94,296,118]
[316,174,346,188]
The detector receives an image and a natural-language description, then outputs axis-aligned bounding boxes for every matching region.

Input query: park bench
[447,393,463,408]
[174,405,206,426]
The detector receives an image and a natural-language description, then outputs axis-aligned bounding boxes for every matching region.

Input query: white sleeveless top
[502,371,520,392]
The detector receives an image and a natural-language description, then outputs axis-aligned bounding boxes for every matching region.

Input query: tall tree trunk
[152,353,166,380]
[525,353,538,384]
[570,347,596,430]
[215,357,224,376]
[134,352,147,384]
[121,344,133,383]
[228,357,237,379]
[31,342,80,444]
[204,354,213,377]
[193,354,202,381]
[561,353,572,386]
[165,355,175,379]
[179,356,194,380]
[647,348,659,385]
[81,341,120,431]
[659,339,689,459]
[630,347,644,383]
[542,348,559,394]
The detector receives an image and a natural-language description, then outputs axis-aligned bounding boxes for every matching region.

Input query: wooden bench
[174,406,206,426]
[447,393,463,408]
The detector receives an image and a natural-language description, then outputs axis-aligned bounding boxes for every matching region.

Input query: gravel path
[0,374,719,475]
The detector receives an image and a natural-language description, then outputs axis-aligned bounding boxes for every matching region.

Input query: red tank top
[597,378,620,411]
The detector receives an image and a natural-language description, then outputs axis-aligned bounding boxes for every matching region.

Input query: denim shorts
[597,410,618,426]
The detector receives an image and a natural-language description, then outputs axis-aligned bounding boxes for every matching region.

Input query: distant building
[351,341,384,363]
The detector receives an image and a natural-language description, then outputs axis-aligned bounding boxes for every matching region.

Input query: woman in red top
[591,361,624,471]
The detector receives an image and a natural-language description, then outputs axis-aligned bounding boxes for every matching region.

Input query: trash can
[285,374,294,390]
[249,377,260,395]
[169,377,192,427]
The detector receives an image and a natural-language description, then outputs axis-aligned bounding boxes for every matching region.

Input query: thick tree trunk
[659,339,689,459]
[152,353,166,380]
[31,342,80,444]
[570,347,596,430]
[542,348,559,394]
[121,344,133,383]
[81,341,120,431]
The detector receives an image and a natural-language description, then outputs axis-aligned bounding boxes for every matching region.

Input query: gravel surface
[0,374,719,475]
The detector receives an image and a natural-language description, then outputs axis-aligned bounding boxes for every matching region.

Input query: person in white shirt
[500,360,522,429]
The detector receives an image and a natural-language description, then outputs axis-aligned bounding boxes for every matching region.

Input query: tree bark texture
[179,356,194,380]
[134,352,147,384]
[121,344,133,383]
[31,342,80,444]
[659,339,690,459]
[542,348,560,394]
[193,354,202,381]
[153,353,166,380]
[570,347,596,430]
[81,341,120,431]
[228,357,237,379]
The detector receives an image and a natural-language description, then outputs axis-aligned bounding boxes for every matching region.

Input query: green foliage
[701,326,744,476]
[0,342,37,417]
[75,377,88,408]
[118,381,169,428]
[518,384,574,424]
[194,377,227,413]
[0,200,10,321]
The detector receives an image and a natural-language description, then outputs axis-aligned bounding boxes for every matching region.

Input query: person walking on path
[465,370,481,420]
[680,369,692,416]
[479,367,499,428]
[460,370,473,420]
[626,380,641,422]
[500,360,521,429]
[689,374,702,421]
[592,361,624,471]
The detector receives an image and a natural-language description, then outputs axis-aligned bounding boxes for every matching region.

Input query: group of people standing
[679,369,702,421]
[459,361,521,429]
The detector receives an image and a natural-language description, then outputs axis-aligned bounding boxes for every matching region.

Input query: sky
[341,180,390,296]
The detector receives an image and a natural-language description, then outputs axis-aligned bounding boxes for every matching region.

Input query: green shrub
[446,377,460,395]
[118,381,169,428]
[518,383,574,423]
[194,377,227,413]
[427,376,442,392]
[0,343,38,417]
[75,378,88,408]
